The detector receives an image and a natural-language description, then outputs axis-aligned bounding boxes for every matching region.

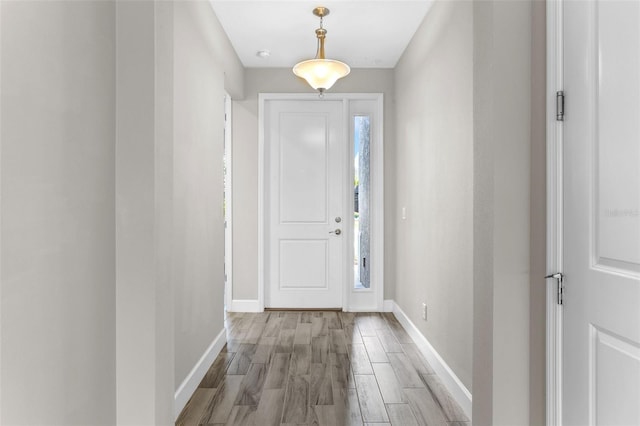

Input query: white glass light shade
[293,59,351,92]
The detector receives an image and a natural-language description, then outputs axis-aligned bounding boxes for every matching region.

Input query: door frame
[546,1,564,424]
[258,93,384,312]
[224,92,233,310]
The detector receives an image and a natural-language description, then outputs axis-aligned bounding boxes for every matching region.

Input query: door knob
[329,229,342,235]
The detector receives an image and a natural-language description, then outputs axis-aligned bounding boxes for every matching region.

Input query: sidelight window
[354,115,371,289]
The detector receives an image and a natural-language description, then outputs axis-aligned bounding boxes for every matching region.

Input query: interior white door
[564,1,640,424]
[265,99,345,308]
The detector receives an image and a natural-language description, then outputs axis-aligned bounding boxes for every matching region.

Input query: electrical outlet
[422,302,427,321]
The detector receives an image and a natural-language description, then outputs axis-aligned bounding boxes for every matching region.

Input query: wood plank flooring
[176,311,469,426]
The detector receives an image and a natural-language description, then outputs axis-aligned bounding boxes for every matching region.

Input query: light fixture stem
[315,28,327,59]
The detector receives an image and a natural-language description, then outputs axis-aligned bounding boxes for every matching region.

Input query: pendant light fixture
[293,7,350,95]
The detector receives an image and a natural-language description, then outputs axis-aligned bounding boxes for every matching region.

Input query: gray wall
[231,68,396,301]
[173,0,228,389]
[1,1,242,423]
[530,0,547,423]
[472,1,495,421]
[395,2,546,422]
[116,1,159,421]
[472,1,536,424]
[394,1,474,390]
[116,0,240,415]
[1,1,116,423]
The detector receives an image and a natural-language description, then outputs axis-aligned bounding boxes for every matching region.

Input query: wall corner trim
[174,328,227,420]
[391,300,473,419]
[229,299,263,313]
[383,299,395,312]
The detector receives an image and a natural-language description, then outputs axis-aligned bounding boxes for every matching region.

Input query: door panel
[266,100,344,308]
[593,327,640,424]
[279,240,327,289]
[279,113,328,224]
[564,0,640,424]
[595,0,640,272]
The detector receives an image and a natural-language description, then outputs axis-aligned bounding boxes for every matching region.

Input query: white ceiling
[209,1,433,69]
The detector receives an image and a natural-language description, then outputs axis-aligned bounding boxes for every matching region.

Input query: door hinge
[545,272,565,305]
[556,91,565,121]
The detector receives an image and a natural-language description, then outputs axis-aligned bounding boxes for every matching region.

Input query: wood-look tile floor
[176,311,470,426]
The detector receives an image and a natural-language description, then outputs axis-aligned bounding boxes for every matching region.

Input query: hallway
[176,311,469,426]
[0,1,546,423]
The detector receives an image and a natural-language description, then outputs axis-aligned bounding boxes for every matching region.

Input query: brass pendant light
[293,7,350,95]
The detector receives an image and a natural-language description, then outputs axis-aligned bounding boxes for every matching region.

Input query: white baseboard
[174,328,226,420]
[346,300,394,313]
[391,300,472,419]
[228,299,262,312]
[383,299,394,312]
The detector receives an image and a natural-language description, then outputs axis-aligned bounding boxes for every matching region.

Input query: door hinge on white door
[556,91,565,121]
[545,273,565,305]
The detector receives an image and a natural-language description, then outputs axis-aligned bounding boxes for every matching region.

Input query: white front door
[264,99,345,308]
[564,1,640,424]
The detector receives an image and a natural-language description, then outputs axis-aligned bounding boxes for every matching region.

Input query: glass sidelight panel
[354,115,371,289]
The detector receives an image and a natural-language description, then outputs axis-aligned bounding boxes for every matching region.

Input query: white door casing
[561,1,640,424]
[224,93,232,310]
[547,1,565,422]
[258,93,384,312]
[264,99,345,308]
